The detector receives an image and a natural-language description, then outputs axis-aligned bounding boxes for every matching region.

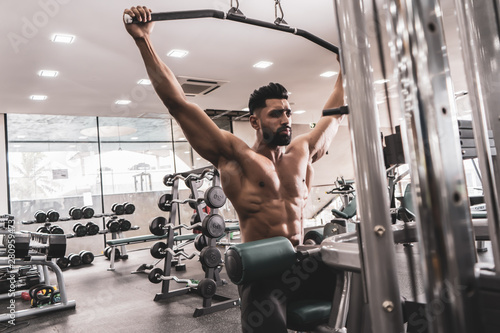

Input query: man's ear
[249,115,260,130]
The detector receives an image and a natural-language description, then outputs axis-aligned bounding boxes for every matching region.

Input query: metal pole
[392,0,480,332]
[333,0,405,332]
[452,0,500,271]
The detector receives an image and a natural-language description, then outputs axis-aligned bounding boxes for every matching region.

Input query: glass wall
[6,114,230,255]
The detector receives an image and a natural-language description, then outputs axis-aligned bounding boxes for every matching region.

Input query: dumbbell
[201,214,226,239]
[123,202,135,215]
[118,219,131,231]
[86,221,100,235]
[197,278,217,299]
[106,219,121,233]
[34,210,47,223]
[194,234,208,251]
[56,256,70,269]
[199,247,222,268]
[81,206,94,219]
[79,250,94,265]
[204,186,226,209]
[73,223,87,237]
[69,207,83,220]
[67,253,82,267]
[104,246,120,260]
[111,203,125,215]
[49,225,64,235]
[46,209,60,222]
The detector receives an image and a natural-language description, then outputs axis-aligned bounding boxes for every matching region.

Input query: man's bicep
[306,116,342,162]
[171,102,238,166]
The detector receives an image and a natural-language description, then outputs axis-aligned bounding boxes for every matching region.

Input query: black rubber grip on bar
[125,9,226,23]
[322,106,349,116]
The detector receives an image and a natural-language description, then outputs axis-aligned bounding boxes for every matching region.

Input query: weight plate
[197,278,217,299]
[204,186,226,209]
[119,219,131,231]
[157,194,173,212]
[194,234,207,252]
[124,203,135,215]
[200,247,222,268]
[86,222,100,235]
[82,206,94,219]
[150,242,167,259]
[148,268,164,284]
[202,214,226,238]
[69,207,82,220]
[149,216,167,236]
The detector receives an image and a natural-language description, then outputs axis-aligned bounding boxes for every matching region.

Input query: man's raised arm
[304,67,345,163]
[123,6,235,166]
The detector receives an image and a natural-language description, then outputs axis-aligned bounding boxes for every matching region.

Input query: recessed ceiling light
[374,79,389,84]
[287,92,292,95]
[178,137,187,141]
[137,79,151,85]
[69,145,76,148]
[196,157,201,160]
[52,34,75,44]
[320,71,338,78]
[293,110,306,114]
[161,145,168,148]
[167,49,189,58]
[79,136,87,140]
[115,100,131,105]
[184,151,190,154]
[12,145,21,148]
[253,61,273,69]
[39,70,59,77]
[131,137,139,140]
[242,107,250,112]
[30,95,47,101]
[17,135,26,139]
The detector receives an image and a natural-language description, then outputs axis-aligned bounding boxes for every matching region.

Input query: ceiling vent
[177,76,228,97]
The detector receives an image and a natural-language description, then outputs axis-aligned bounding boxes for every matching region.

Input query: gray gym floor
[0,241,494,333]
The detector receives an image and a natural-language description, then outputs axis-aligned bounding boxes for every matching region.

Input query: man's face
[259,99,292,147]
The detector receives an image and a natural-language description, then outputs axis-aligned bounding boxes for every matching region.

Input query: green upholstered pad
[471,211,487,219]
[173,233,197,241]
[286,299,331,331]
[303,228,324,244]
[225,236,296,285]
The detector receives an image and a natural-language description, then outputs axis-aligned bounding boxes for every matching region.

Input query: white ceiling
[2,0,470,127]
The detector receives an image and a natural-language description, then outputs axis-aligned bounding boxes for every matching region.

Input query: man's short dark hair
[248,82,288,115]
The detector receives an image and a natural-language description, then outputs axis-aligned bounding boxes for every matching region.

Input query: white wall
[231,120,355,186]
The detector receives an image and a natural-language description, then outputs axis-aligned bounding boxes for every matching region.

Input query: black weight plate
[148,268,164,284]
[50,226,64,235]
[47,210,60,222]
[150,242,168,259]
[204,186,226,208]
[157,194,173,212]
[123,203,135,215]
[113,204,125,215]
[194,234,207,252]
[200,247,222,268]
[69,207,82,220]
[119,219,131,231]
[197,278,217,299]
[86,222,100,235]
[106,220,120,233]
[68,254,81,266]
[34,211,47,223]
[56,257,69,269]
[73,223,87,237]
[201,214,226,238]
[149,216,167,236]
[82,206,94,219]
[80,251,94,264]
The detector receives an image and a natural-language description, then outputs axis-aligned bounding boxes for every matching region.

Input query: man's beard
[262,125,292,146]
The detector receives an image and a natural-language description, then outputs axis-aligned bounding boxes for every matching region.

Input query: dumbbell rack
[0,216,75,321]
[153,168,240,317]
[21,206,138,267]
